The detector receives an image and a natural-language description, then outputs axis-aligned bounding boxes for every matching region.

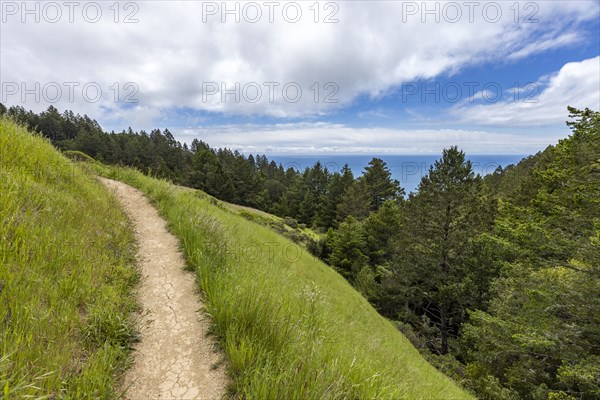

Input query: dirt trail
[100,178,227,400]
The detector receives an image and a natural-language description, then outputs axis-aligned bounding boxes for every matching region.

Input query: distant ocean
[267,155,526,194]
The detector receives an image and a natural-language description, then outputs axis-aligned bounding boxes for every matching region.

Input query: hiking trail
[100,178,227,400]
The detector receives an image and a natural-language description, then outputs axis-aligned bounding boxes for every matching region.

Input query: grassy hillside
[0,119,138,398]
[93,164,472,399]
[222,200,322,250]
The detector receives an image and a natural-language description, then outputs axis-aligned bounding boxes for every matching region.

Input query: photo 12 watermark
[200,1,339,23]
[398,160,511,182]
[399,1,539,24]
[400,81,539,103]
[1,81,140,104]
[200,240,306,263]
[280,160,513,183]
[0,1,140,23]
[201,81,339,104]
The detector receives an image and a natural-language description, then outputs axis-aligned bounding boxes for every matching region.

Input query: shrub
[282,216,298,229]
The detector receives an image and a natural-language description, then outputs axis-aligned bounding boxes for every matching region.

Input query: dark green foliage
[317,164,354,228]
[362,200,402,267]
[298,162,330,225]
[336,178,373,221]
[384,147,495,355]
[326,216,369,279]
[363,158,404,211]
[282,216,299,229]
[461,108,600,399]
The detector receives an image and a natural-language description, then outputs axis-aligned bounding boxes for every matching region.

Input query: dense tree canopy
[462,107,600,399]
[383,147,495,355]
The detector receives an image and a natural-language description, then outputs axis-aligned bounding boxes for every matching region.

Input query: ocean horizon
[267,154,526,194]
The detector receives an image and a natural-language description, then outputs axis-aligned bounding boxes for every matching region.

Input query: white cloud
[1,0,597,119]
[507,32,581,61]
[180,122,562,155]
[451,56,600,126]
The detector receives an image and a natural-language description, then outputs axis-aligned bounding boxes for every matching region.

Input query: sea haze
[267,155,526,194]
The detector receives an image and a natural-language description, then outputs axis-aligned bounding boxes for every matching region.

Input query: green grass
[94,165,472,399]
[0,119,138,399]
[219,200,322,245]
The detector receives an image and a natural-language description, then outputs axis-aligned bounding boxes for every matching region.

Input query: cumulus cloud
[1,0,597,119]
[451,56,600,126]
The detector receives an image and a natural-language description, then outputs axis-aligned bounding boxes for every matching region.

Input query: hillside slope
[0,119,138,398]
[94,165,472,399]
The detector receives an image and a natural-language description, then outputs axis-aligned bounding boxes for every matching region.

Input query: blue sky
[1,1,599,154]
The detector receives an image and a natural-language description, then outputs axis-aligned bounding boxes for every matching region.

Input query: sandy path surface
[100,178,227,400]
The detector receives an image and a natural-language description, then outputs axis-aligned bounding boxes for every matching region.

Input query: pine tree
[462,108,600,398]
[298,162,329,226]
[362,200,402,267]
[390,147,491,354]
[327,216,369,280]
[336,178,372,222]
[317,164,354,228]
[363,158,404,211]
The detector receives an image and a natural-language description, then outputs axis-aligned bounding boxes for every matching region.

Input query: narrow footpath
[100,178,227,400]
